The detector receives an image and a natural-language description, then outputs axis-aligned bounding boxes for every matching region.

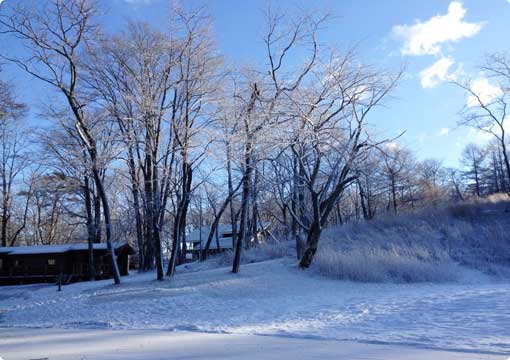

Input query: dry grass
[312,194,510,283]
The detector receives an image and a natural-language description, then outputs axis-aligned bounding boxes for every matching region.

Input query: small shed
[0,242,135,286]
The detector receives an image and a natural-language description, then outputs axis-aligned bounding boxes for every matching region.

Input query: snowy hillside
[313,199,510,283]
[1,258,509,355]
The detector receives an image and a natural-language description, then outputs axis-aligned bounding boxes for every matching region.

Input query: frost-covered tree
[455,53,510,188]
[0,0,121,284]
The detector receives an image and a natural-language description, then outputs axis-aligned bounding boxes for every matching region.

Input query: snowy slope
[0,258,509,355]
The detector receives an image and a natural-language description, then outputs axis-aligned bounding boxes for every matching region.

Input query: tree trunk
[167,162,192,277]
[226,142,238,250]
[71,97,121,284]
[178,211,188,265]
[232,141,252,274]
[152,163,165,281]
[249,162,259,246]
[358,180,369,220]
[291,155,303,259]
[142,154,155,272]
[1,181,8,248]
[93,193,101,243]
[391,175,398,214]
[92,165,121,284]
[1,204,7,248]
[232,84,258,274]
[500,140,510,192]
[84,175,96,281]
[178,164,193,266]
[298,221,321,268]
[291,195,300,260]
[1,139,8,248]
[126,146,145,270]
[498,150,508,192]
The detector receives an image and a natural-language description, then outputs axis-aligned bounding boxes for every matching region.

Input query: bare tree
[87,21,181,279]
[278,49,401,268]
[461,143,486,197]
[454,53,510,189]
[0,0,121,284]
[231,8,326,273]
[0,72,29,247]
[381,145,414,214]
[166,8,220,278]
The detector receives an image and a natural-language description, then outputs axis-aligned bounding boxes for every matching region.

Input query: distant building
[185,222,271,260]
[0,242,135,286]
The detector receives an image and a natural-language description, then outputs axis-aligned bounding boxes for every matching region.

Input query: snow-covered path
[0,328,505,360]
[0,259,509,355]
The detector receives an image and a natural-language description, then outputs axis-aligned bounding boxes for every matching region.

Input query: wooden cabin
[186,222,271,260]
[0,242,135,286]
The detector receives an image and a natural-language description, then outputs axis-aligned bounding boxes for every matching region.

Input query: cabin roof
[0,242,134,256]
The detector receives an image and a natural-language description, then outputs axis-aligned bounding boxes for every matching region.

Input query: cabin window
[48,259,56,266]
[0,258,3,269]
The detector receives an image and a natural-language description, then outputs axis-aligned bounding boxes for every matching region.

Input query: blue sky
[1,0,509,167]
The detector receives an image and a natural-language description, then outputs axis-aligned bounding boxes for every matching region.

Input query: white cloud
[420,57,455,88]
[466,78,502,107]
[438,127,450,136]
[393,1,484,56]
[457,128,494,148]
[384,142,400,151]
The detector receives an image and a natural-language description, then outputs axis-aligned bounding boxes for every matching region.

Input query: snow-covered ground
[0,328,505,360]
[0,258,509,357]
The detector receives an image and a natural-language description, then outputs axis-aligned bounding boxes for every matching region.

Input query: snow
[0,258,509,356]
[0,328,505,360]
[0,242,126,255]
